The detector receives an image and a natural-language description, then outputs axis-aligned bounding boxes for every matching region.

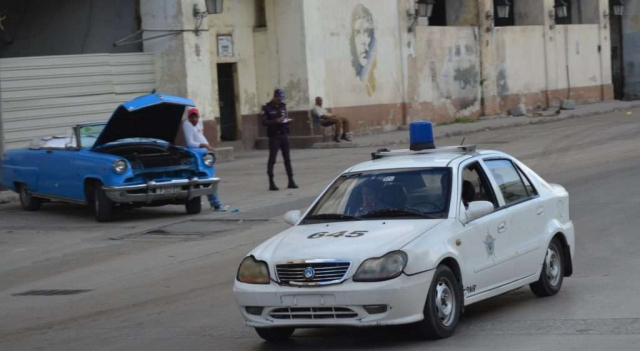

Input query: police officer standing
[262,88,298,191]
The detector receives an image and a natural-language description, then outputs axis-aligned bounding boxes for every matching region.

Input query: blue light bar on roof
[410,121,435,151]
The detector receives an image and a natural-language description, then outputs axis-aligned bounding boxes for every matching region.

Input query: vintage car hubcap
[545,247,561,287]
[435,279,455,327]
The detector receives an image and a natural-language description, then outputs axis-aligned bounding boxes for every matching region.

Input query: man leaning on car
[182,108,229,212]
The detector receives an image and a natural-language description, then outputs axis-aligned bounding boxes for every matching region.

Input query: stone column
[478,0,501,116]
[140,0,217,145]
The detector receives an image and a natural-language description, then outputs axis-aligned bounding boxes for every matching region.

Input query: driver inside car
[354,179,384,216]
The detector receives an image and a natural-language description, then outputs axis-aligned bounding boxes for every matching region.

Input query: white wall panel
[0,53,156,149]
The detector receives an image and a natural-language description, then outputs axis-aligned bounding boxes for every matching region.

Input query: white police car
[233,122,574,342]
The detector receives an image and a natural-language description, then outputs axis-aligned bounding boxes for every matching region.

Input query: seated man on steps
[312,96,352,143]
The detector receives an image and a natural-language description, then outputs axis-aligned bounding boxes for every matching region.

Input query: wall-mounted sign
[217,35,233,57]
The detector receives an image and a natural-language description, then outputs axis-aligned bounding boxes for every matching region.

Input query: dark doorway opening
[217,63,239,141]
[609,4,624,100]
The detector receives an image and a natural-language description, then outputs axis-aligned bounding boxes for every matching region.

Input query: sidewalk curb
[0,190,18,204]
[311,102,640,149]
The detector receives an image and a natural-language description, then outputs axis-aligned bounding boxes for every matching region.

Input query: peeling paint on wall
[496,67,510,97]
[242,89,258,113]
[283,78,308,108]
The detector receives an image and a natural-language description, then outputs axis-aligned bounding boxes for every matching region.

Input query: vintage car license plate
[156,186,181,195]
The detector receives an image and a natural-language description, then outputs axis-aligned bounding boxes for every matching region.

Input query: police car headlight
[113,159,128,174]
[237,256,270,284]
[203,153,215,167]
[353,251,408,282]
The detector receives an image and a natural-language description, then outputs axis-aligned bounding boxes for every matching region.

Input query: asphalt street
[0,109,639,351]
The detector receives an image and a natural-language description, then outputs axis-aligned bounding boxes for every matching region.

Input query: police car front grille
[269,307,358,320]
[276,261,350,285]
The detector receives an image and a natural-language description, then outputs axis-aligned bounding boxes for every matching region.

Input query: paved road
[1,109,639,351]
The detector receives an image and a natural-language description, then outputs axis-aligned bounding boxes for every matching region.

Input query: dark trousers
[267,134,293,180]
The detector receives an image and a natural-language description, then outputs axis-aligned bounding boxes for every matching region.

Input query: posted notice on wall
[218,35,233,57]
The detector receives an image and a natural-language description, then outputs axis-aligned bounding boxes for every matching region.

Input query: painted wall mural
[350,4,378,96]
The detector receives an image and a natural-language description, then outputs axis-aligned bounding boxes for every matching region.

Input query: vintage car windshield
[304,168,451,223]
[78,124,106,148]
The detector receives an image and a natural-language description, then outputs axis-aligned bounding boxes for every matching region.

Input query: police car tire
[19,184,41,211]
[530,238,564,297]
[416,265,461,340]
[255,327,295,342]
[185,196,202,215]
[94,183,113,222]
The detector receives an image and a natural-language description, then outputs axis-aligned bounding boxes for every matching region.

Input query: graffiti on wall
[440,43,481,112]
[350,4,378,96]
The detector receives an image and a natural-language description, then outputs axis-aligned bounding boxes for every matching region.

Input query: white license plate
[156,186,181,195]
[280,295,336,306]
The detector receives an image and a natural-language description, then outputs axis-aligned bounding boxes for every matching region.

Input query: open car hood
[92,93,195,149]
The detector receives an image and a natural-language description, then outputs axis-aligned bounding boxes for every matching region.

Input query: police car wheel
[255,327,295,342]
[416,265,461,340]
[530,238,564,297]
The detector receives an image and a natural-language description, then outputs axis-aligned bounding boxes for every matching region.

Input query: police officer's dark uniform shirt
[261,101,289,137]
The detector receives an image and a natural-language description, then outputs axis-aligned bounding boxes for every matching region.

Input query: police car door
[483,158,545,279]
[456,160,514,297]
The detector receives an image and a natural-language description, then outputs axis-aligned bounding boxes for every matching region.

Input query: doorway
[610,3,624,100]
[217,63,239,141]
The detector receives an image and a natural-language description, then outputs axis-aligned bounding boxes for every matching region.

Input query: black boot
[269,180,279,191]
[341,134,352,142]
[288,178,299,189]
[333,135,341,143]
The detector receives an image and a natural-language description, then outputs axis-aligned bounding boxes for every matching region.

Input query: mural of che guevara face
[350,4,377,96]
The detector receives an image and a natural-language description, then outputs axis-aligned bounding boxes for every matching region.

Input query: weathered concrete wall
[0,0,141,58]
[303,0,405,134]
[207,0,263,147]
[208,0,261,116]
[548,25,606,103]
[408,26,482,123]
[270,0,310,112]
[515,0,545,25]
[623,0,640,99]
[446,0,480,26]
[141,0,217,144]
[488,22,610,114]
[493,26,548,111]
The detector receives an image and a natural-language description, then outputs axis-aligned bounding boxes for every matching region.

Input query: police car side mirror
[284,210,301,226]
[465,201,494,223]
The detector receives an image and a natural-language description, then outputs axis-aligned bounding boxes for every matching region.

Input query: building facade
[146,0,618,149]
[0,0,633,154]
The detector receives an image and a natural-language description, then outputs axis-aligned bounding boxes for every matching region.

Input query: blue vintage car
[0,93,219,222]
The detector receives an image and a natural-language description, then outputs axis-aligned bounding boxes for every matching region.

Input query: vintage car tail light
[113,159,128,174]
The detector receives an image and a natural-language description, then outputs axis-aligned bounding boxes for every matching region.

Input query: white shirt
[312,105,331,119]
[182,119,209,148]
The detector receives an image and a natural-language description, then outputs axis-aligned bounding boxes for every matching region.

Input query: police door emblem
[303,267,315,280]
[484,234,496,257]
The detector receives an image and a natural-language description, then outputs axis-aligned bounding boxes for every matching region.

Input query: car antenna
[460,137,466,146]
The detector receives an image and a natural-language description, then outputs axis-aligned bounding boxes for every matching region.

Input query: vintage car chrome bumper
[102,177,219,203]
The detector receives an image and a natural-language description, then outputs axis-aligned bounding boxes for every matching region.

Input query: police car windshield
[304,168,451,223]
